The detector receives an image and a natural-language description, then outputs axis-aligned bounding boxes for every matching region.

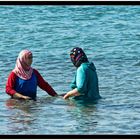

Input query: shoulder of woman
[33,68,38,73]
[78,63,87,70]
[33,68,41,76]
[8,71,17,79]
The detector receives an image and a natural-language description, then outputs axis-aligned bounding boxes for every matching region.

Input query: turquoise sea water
[0,5,140,135]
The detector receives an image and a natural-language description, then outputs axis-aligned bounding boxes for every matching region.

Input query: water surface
[0,5,140,134]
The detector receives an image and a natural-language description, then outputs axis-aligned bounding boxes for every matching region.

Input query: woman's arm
[70,74,77,89]
[63,88,80,99]
[34,69,58,96]
[63,66,86,99]
[6,72,17,96]
[13,93,31,100]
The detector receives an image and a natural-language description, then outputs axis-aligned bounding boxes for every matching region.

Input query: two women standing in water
[5,48,101,101]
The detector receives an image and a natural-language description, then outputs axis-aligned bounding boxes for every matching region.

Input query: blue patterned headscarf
[70,47,88,67]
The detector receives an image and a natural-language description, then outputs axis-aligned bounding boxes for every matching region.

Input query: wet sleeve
[76,67,87,94]
[5,72,17,96]
[34,69,57,96]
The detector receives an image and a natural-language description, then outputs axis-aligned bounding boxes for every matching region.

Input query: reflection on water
[5,99,36,134]
[5,97,99,134]
[6,98,34,110]
[51,97,99,134]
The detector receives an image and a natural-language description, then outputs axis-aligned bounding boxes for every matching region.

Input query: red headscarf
[13,50,33,80]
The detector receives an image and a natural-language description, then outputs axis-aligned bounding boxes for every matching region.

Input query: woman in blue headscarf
[63,47,101,100]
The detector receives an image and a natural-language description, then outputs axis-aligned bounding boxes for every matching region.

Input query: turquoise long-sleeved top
[70,62,101,100]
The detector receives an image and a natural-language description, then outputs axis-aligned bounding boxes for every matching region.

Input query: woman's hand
[63,93,70,99]
[13,93,31,100]
[22,95,31,100]
[63,89,80,100]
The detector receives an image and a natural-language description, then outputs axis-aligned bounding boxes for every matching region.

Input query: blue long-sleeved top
[70,62,101,100]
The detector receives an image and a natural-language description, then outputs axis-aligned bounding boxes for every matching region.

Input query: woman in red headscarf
[6,49,58,101]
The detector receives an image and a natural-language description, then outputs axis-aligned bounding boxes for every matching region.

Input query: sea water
[0,5,140,135]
